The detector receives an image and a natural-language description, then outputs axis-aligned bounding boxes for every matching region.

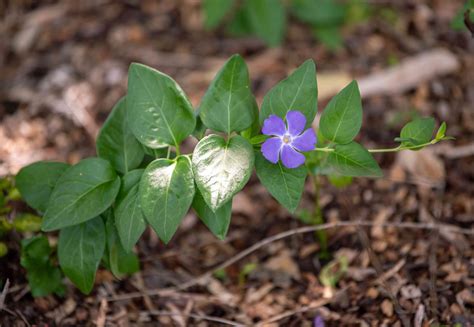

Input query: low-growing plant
[15,54,450,295]
[203,0,371,49]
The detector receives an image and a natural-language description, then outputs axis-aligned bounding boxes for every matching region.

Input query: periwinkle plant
[15,54,450,295]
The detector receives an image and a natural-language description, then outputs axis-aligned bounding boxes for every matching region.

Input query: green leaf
[199,54,257,134]
[105,212,139,278]
[435,121,447,140]
[42,158,120,231]
[323,142,382,177]
[291,0,346,26]
[115,170,147,252]
[140,156,195,244]
[203,0,234,29]
[260,60,317,127]
[320,80,362,144]
[313,25,343,50]
[244,0,286,46]
[192,189,232,240]
[399,117,435,148]
[127,63,196,148]
[255,152,307,212]
[192,135,254,211]
[96,97,145,174]
[16,161,70,213]
[20,236,65,297]
[58,217,106,294]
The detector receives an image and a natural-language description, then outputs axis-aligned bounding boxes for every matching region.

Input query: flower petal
[262,115,286,136]
[281,144,305,168]
[286,111,306,136]
[292,128,317,152]
[261,137,282,164]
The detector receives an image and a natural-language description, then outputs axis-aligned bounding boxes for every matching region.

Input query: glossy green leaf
[325,142,382,177]
[399,117,435,148]
[244,0,286,46]
[255,152,307,212]
[192,189,232,240]
[16,161,70,213]
[115,170,147,252]
[42,158,120,231]
[320,80,362,144]
[58,217,106,294]
[199,54,257,134]
[105,212,139,278]
[20,236,65,297]
[140,156,195,244]
[203,0,234,29]
[260,60,317,127]
[192,135,254,211]
[96,97,145,174]
[127,63,196,148]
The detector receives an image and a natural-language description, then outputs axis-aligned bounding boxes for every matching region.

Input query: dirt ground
[0,0,473,326]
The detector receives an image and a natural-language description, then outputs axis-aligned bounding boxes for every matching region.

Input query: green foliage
[242,0,286,46]
[397,117,435,149]
[320,80,362,144]
[96,97,144,174]
[203,0,234,29]
[115,170,146,252]
[58,216,105,294]
[140,157,195,244]
[104,212,139,278]
[16,161,70,213]
[127,63,196,149]
[451,0,474,30]
[14,55,449,296]
[192,189,232,240]
[199,54,257,133]
[255,152,307,212]
[20,236,65,297]
[319,255,348,288]
[12,214,42,232]
[193,135,254,211]
[202,0,371,49]
[260,59,317,127]
[324,142,382,178]
[41,158,120,231]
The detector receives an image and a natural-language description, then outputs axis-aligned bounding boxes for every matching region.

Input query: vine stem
[313,140,437,154]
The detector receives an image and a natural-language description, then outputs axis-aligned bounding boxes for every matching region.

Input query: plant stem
[174,143,181,157]
[313,140,437,154]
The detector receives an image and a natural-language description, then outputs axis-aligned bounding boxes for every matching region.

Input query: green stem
[174,143,181,157]
[313,140,437,154]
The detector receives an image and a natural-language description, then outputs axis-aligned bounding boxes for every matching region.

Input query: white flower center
[282,135,291,144]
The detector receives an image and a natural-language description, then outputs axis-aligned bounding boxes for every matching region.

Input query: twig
[107,220,473,302]
[0,279,10,311]
[145,310,245,326]
[356,227,411,327]
[96,298,108,327]
[254,291,345,327]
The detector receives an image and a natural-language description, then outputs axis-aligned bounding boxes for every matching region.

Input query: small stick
[0,279,10,311]
[144,310,245,326]
[107,220,473,302]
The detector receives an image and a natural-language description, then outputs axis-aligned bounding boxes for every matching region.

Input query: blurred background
[0,0,473,325]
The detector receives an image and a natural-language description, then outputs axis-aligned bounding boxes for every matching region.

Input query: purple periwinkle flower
[261,110,317,169]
